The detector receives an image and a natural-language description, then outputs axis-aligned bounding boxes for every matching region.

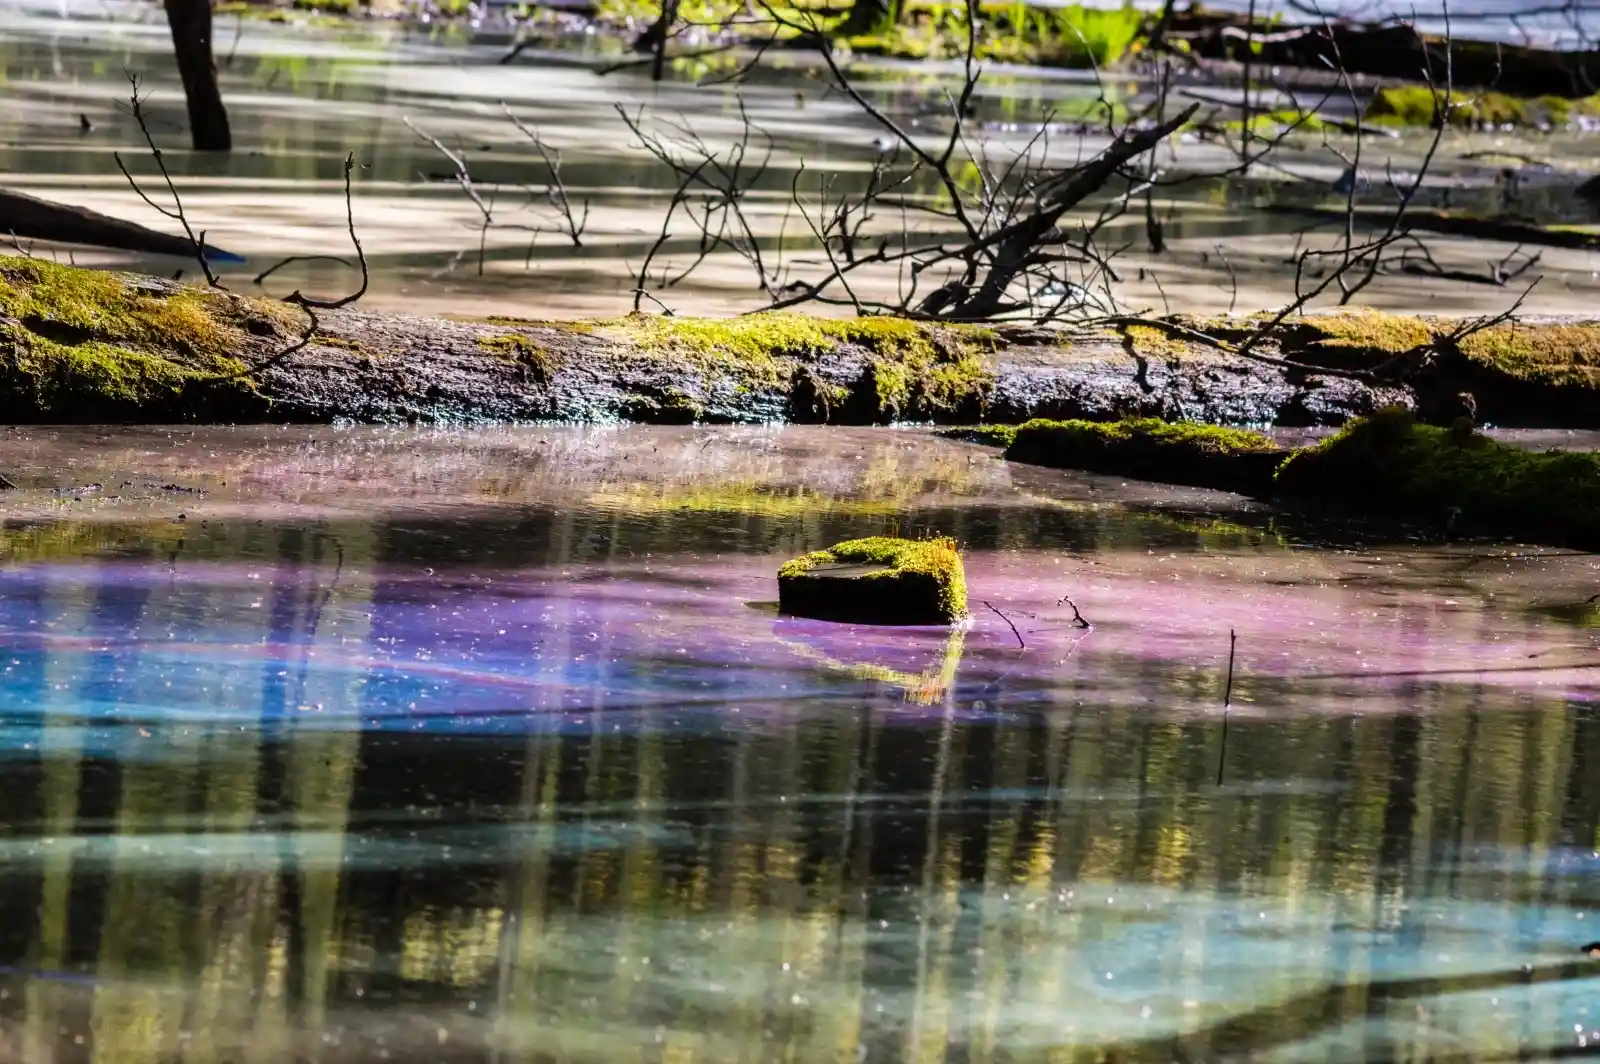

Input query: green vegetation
[477,333,557,383]
[1274,410,1600,549]
[588,483,902,518]
[0,255,268,419]
[971,2,1143,66]
[609,313,994,421]
[1004,417,1285,494]
[1000,410,1600,551]
[934,424,1019,447]
[778,536,968,625]
[1364,85,1600,129]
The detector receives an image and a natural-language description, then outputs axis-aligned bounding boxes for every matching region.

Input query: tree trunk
[835,0,892,37]
[163,0,231,152]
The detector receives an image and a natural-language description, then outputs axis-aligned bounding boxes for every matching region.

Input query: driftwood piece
[0,188,242,262]
[1264,205,1600,251]
[1174,16,1600,99]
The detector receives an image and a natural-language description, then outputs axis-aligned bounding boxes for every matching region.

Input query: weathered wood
[1175,15,1600,99]
[1264,205,1600,251]
[0,188,242,261]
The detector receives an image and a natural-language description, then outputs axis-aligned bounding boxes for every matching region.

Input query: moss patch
[778,536,967,625]
[1274,409,1600,549]
[608,314,994,422]
[0,256,271,420]
[1365,85,1600,129]
[1004,417,1286,493]
[477,333,557,383]
[934,424,1019,447]
[1455,323,1600,389]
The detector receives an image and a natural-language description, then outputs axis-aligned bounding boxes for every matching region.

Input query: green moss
[934,424,1019,447]
[1365,85,1600,129]
[317,335,361,351]
[1004,417,1285,493]
[610,314,993,422]
[1274,409,1600,549]
[778,536,967,625]
[477,332,557,382]
[0,256,264,418]
[1456,322,1600,389]
[1215,109,1329,136]
[590,483,901,518]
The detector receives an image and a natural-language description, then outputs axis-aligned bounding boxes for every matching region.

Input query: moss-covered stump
[1004,417,1287,494]
[777,537,968,626]
[1274,410,1600,550]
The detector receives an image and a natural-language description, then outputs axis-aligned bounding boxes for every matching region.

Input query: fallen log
[0,188,243,262]
[1172,15,1600,99]
[1264,205,1600,251]
[0,255,1597,429]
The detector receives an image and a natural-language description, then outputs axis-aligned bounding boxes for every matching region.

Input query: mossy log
[6,256,1600,427]
[1001,409,1600,551]
[1004,417,1286,493]
[1275,410,1600,550]
[778,537,968,626]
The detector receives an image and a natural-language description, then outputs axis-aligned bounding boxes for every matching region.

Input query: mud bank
[3,257,1599,427]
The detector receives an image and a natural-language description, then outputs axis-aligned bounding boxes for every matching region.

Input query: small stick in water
[1058,594,1092,629]
[984,601,1024,650]
[1217,628,1236,787]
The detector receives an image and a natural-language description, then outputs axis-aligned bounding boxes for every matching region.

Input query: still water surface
[0,425,1598,1062]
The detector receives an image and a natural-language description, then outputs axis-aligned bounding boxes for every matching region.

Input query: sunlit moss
[477,332,557,382]
[609,313,994,421]
[1456,322,1600,389]
[1275,408,1600,549]
[779,535,967,624]
[934,424,1019,447]
[1364,85,1600,129]
[0,255,275,417]
[588,483,902,518]
[1005,417,1284,493]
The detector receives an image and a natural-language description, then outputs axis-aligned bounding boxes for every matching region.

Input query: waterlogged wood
[1264,205,1600,252]
[0,188,242,261]
[2,259,1598,428]
[1175,15,1600,98]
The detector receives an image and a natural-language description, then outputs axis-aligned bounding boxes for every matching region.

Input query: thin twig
[984,601,1025,650]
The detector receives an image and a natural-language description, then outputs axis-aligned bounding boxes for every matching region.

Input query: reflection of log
[1265,204,1600,251]
[0,188,242,261]
[1176,16,1600,98]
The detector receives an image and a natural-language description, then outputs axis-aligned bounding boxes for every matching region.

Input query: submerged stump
[778,537,967,626]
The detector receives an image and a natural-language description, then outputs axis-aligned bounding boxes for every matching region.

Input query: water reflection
[0,426,1599,1061]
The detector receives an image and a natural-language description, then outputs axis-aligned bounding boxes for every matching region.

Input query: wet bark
[1175,15,1600,98]
[163,0,232,153]
[0,188,240,260]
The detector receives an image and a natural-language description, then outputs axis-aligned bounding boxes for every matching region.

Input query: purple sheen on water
[0,425,1596,1062]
